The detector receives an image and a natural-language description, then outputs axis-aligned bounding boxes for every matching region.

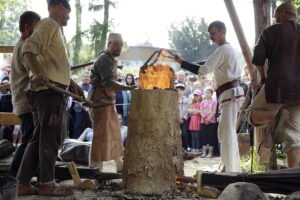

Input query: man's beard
[112,51,121,57]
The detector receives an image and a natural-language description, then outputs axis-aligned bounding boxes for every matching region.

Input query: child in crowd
[200,88,218,158]
[176,83,190,151]
[188,90,202,154]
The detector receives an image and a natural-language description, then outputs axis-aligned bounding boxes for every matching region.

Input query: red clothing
[188,102,201,131]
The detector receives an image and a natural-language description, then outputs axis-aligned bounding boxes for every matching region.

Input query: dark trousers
[180,122,189,149]
[73,110,92,139]
[200,123,217,147]
[8,112,34,177]
[190,131,200,149]
[17,89,65,183]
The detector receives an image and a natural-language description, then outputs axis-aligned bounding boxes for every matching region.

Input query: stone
[218,182,269,200]
[287,191,300,200]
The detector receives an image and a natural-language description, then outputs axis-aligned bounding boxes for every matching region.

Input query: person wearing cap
[89,33,134,171]
[17,0,80,196]
[188,90,203,154]
[175,21,244,172]
[245,0,300,168]
[176,83,191,151]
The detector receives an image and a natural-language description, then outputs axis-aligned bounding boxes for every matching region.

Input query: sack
[59,139,90,165]
[0,140,14,159]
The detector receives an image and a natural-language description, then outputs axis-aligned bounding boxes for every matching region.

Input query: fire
[139,64,175,90]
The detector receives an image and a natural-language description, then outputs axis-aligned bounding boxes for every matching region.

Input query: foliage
[275,144,286,159]
[88,19,105,55]
[88,0,115,56]
[241,147,267,173]
[168,17,216,62]
[0,0,29,45]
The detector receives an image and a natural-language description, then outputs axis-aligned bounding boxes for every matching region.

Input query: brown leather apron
[89,85,123,165]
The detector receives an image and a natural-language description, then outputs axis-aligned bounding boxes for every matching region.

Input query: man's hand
[250,76,259,87]
[73,85,85,99]
[174,54,184,64]
[259,75,266,86]
[31,73,49,87]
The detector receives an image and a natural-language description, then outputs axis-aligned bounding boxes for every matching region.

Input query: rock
[287,191,300,200]
[218,182,269,200]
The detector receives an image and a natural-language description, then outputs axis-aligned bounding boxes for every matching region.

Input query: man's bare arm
[256,65,265,86]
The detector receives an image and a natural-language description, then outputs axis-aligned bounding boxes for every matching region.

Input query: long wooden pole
[223,0,257,130]
[0,46,14,53]
[224,0,256,77]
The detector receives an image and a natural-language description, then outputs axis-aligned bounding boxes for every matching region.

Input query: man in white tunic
[175,21,244,172]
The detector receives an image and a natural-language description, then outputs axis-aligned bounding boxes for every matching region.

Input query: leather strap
[216,80,241,98]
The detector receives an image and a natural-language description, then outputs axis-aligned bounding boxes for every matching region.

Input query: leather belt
[216,79,241,98]
[49,81,68,90]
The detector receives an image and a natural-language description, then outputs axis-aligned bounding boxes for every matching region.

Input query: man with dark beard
[89,33,134,171]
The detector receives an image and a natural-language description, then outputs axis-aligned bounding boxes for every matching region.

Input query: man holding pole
[17,0,83,196]
[89,33,134,171]
[246,0,300,168]
[175,21,244,172]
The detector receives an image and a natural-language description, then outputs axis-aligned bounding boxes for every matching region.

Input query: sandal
[38,184,73,196]
[18,183,38,196]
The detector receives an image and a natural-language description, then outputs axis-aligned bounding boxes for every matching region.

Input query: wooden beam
[0,46,14,54]
[71,61,94,71]
[224,0,256,131]
[224,0,256,79]
[0,84,10,91]
[0,112,20,125]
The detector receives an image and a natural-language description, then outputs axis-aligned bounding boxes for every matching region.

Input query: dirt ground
[17,156,220,200]
[17,156,287,200]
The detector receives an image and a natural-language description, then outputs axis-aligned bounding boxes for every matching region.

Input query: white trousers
[218,99,242,172]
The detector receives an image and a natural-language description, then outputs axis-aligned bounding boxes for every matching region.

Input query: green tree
[88,0,115,56]
[168,17,216,62]
[73,0,83,65]
[0,0,29,45]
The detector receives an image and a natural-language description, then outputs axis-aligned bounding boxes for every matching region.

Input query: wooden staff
[224,0,257,130]
[71,61,94,71]
[0,46,14,53]
[0,62,94,91]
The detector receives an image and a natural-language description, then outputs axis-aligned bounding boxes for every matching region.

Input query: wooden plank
[0,46,14,53]
[71,61,94,71]
[0,112,20,125]
[0,84,10,91]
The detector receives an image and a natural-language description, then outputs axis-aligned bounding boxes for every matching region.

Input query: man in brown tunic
[89,33,133,171]
[246,0,300,168]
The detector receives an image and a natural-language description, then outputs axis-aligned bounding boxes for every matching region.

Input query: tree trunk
[253,0,277,169]
[98,0,109,54]
[73,0,82,65]
[123,90,184,194]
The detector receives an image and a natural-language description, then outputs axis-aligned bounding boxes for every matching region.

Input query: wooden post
[224,0,256,77]
[224,0,257,132]
[0,46,14,54]
[123,90,184,194]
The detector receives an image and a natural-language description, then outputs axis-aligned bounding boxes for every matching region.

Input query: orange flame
[139,64,175,90]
